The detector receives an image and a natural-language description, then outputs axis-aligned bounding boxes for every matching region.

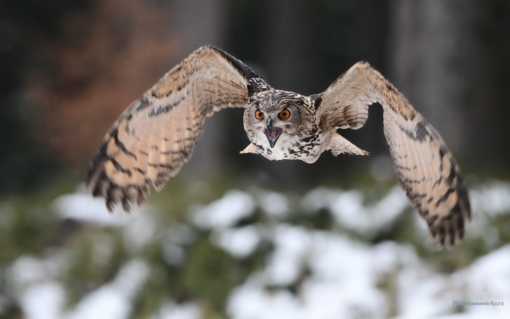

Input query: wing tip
[424,196,471,250]
[87,158,152,213]
[207,45,260,81]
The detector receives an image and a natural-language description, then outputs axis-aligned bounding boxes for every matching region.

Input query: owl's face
[243,89,318,161]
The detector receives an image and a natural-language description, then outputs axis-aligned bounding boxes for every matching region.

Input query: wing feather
[317,62,471,248]
[87,46,257,211]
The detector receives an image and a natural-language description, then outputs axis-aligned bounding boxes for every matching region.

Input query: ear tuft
[240,144,260,154]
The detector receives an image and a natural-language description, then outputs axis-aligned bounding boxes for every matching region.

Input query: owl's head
[242,89,316,160]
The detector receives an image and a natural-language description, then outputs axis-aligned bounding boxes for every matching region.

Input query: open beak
[263,118,283,148]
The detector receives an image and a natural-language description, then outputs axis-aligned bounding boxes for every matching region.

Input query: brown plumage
[87,45,471,249]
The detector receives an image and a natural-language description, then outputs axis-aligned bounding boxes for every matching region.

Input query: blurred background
[0,0,509,318]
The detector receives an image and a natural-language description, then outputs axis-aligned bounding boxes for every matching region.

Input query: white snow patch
[470,181,510,216]
[66,259,149,319]
[265,225,311,285]
[52,192,157,251]
[436,314,509,319]
[258,191,289,217]
[217,226,261,258]
[302,186,409,236]
[152,302,202,319]
[6,254,65,293]
[19,282,65,319]
[53,193,137,226]
[228,225,510,319]
[228,231,393,319]
[228,287,301,319]
[453,245,510,302]
[192,190,255,229]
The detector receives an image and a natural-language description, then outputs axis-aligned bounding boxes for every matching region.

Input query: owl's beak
[263,117,282,148]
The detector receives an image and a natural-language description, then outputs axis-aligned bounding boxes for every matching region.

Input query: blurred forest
[0,0,510,318]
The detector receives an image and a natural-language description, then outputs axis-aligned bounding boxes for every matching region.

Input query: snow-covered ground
[4,180,510,319]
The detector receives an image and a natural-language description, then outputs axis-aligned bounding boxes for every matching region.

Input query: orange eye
[255,110,264,120]
[278,109,291,120]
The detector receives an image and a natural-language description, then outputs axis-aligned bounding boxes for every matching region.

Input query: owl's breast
[255,129,330,164]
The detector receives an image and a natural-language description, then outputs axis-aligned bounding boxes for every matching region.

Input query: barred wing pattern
[87,46,253,211]
[317,62,471,248]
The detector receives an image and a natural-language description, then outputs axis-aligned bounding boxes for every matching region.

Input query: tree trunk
[389,0,510,171]
[169,0,228,179]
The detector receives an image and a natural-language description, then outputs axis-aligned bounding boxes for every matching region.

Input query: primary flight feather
[87,45,471,249]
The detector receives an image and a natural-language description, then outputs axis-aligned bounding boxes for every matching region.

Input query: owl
[87,45,471,248]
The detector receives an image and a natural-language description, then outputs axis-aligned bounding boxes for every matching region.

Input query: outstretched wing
[317,62,471,248]
[87,46,259,212]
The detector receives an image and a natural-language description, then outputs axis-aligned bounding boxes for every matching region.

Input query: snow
[227,232,390,319]
[453,245,510,302]
[437,313,509,319]
[192,190,255,229]
[264,225,310,285]
[7,180,510,319]
[19,282,65,319]
[216,225,261,258]
[302,185,409,236]
[258,191,289,217]
[53,189,158,251]
[53,193,135,227]
[152,302,202,319]
[66,260,149,319]
[470,180,510,216]
[9,259,149,319]
[7,255,63,289]
[228,232,510,319]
